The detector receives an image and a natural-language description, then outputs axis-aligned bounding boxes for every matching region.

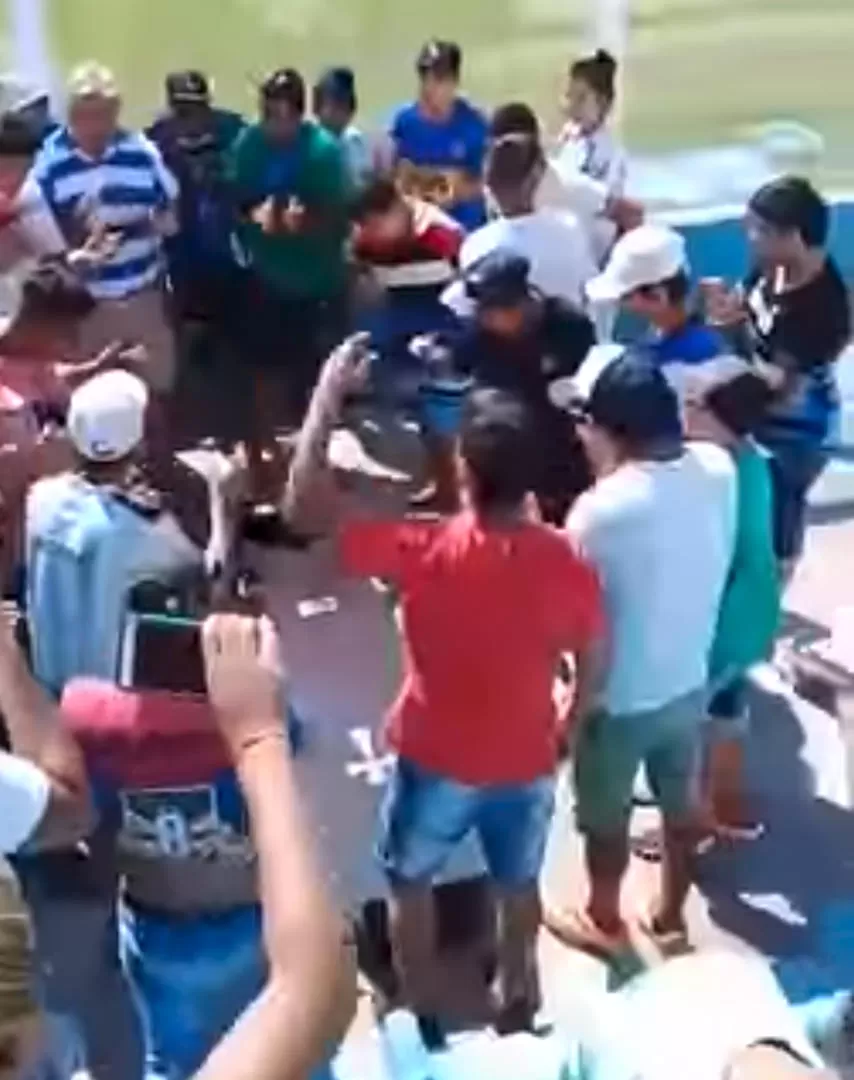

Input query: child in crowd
[390,40,489,231]
[557,49,628,265]
[558,48,628,340]
[312,67,376,190]
[586,222,724,376]
[352,177,463,505]
[682,358,780,840]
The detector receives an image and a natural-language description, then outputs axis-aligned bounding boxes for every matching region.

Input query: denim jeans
[375,758,555,888]
[119,902,265,1080]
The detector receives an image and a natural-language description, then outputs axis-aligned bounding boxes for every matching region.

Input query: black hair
[570,48,617,103]
[19,265,94,323]
[748,175,829,248]
[490,102,539,140]
[485,133,544,193]
[313,67,357,114]
[0,113,41,158]
[701,368,775,438]
[459,388,535,512]
[636,271,690,305]
[352,176,402,221]
[260,68,306,114]
[416,40,462,80]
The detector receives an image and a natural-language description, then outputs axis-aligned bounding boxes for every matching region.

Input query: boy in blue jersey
[390,40,488,232]
[586,223,724,382]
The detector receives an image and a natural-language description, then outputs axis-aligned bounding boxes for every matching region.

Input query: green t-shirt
[228,120,350,299]
[710,441,781,681]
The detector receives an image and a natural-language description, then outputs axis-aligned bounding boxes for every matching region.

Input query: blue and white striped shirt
[32,127,179,300]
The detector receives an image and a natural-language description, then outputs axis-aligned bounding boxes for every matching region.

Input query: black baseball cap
[166,71,210,106]
[566,347,682,442]
[464,249,532,309]
[685,355,775,437]
[416,40,462,79]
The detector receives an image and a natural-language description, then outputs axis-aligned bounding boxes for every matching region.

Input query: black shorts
[243,275,347,372]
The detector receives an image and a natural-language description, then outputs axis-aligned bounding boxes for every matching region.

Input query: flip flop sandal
[631,827,718,863]
[636,912,690,953]
[631,828,664,863]
[544,905,629,960]
[715,821,766,842]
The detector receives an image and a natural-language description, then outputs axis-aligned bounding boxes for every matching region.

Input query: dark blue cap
[586,347,681,442]
[313,66,357,107]
[464,248,532,309]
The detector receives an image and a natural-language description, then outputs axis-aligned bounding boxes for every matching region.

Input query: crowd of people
[0,29,850,1080]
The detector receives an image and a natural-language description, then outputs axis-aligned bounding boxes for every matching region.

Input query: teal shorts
[574,688,706,836]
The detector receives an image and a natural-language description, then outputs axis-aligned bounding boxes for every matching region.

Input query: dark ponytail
[570,48,617,103]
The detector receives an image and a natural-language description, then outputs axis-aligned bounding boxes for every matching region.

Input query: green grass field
[2,0,854,178]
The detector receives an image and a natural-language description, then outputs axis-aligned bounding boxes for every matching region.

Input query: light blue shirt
[25,473,199,697]
[340,125,373,189]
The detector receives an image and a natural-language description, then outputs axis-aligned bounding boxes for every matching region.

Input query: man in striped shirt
[31,63,179,398]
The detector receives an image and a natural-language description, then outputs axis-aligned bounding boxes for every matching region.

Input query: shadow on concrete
[699,690,854,963]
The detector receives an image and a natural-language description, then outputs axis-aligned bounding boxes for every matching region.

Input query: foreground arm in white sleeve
[0,615,93,853]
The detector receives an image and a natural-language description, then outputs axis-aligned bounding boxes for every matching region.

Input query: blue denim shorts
[120,902,265,1080]
[418,377,472,438]
[375,758,555,889]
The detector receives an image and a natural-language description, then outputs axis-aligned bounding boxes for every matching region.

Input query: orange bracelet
[235,729,289,759]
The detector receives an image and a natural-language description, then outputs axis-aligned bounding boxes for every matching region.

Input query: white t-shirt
[0,750,50,853]
[569,952,823,1080]
[458,210,597,309]
[554,125,628,266]
[567,442,737,714]
[535,160,607,225]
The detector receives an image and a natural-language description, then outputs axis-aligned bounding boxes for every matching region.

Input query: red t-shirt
[353,199,463,289]
[340,511,603,785]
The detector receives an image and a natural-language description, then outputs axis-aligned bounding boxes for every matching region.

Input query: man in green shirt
[228,68,351,503]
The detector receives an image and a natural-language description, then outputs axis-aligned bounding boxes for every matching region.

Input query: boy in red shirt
[353,177,464,507]
[282,336,605,1039]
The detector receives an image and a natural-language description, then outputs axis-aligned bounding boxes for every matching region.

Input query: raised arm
[281,334,373,538]
[0,613,93,850]
[195,614,357,1080]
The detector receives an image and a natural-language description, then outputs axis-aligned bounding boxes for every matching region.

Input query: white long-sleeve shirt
[0,750,50,853]
[554,123,628,265]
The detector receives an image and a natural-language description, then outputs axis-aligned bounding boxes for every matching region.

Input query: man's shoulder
[214,108,245,140]
[541,297,595,356]
[113,128,161,159]
[459,218,502,267]
[453,97,488,134]
[390,101,418,134]
[229,122,264,159]
[32,127,73,177]
[686,440,737,482]
[28,475,114,546]
[301,121,345,165]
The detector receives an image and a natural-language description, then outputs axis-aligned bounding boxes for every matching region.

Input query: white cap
[548,343,626,411]
[68,370,148,462]
[586,224,688,303]
[67,62,119,101]
[0,73,49,115]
